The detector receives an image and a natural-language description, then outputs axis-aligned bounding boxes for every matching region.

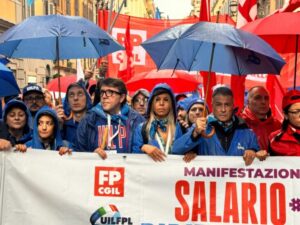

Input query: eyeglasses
[100,89,121,97]
[24,95,44,102]
[68,92,85,99]
[133,98,148,104]
[288,109,300,117]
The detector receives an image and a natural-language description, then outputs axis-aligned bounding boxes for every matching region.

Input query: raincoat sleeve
[75,117,89,152]
[131,123,144,154]
[245,129,260,151]
[172,125,200,155]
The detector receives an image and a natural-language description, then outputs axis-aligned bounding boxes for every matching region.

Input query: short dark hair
[212,86,233,98]
[100,78,127,95]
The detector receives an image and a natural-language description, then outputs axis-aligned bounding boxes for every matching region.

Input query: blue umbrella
[0,62,20,97]
[0,14,123,60]
[141,22,285,75]
[0,55,10,65]
[0,14,124,99]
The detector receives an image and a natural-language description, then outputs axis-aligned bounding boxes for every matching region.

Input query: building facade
[0,0,97,89]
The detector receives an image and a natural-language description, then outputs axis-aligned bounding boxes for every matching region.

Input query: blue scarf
[92,103,129,125]
[149,118,168,139]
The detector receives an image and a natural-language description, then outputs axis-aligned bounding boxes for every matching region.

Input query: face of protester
[6,108,27,130]
[23,92,46,113]
[248,87,270,119]
[177,108,186,121]
[132,93,148,116]
[100,85,125,115]
[153,93,171,119]
[68,86,87,113]
[212,94,234,123]
[286,102,300,128]
[44,91,53,107]
[38,115,55,140]
[188,103,205,124]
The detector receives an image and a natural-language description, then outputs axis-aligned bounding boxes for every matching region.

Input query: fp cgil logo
[94,167,125,197]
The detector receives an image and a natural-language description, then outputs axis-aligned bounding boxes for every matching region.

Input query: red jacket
[269,126,300,156]
[241,107,281,150]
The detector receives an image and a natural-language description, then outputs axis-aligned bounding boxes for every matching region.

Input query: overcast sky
[154,0,193,19]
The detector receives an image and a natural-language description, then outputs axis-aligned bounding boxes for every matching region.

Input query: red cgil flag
[199,0,216,112]
[231,0,257,114]
[118,16,133,82]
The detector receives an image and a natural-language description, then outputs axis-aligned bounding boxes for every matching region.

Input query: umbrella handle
[201,126,215,138]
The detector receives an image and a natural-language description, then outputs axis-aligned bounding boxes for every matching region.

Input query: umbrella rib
[188,41,204,71]
[157,40,180,70]
[232,47,242,75]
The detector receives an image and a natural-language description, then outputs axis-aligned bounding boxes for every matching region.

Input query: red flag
[199,0,211,22]
[278,0,300,13]
[118,17,133,82]
[236,0,257,28]
[199,0,216,112]
[231,0,257,113]
[266,75,285,121]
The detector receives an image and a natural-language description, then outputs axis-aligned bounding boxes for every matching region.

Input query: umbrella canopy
[141,22,285,75]
[241,12,300,88]
[0,62,20,97]
[46,75,97,93]
[126,69,200,93]
[0,14,124,60]
[241,12,300,53]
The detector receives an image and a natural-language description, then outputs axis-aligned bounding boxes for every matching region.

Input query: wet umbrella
[126,69,200,93]
[0,62,20,97]
[0,14,124,98]
[141,22,285,75]
[241,12,300,89]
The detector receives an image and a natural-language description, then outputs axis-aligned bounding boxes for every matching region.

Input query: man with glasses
[131,89,149,117]
[75,78,144,158]
[22,83,46,128]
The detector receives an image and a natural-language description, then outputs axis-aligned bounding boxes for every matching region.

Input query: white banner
[1,150,300,225]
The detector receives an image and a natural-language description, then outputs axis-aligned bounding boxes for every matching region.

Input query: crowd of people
[0,76,299,165]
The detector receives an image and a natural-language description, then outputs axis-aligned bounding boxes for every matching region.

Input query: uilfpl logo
[94,167,125,197]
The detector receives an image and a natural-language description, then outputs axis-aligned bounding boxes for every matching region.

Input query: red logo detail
[94,167,125,197]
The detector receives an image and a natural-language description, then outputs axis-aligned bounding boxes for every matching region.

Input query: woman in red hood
[269,90,300,156]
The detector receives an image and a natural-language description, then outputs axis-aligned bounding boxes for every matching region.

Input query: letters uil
[175,180,286,224]
[94,167,125,197]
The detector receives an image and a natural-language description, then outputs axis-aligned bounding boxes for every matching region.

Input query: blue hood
[31,106,63,149]
[147,83,176,121]
[63,80,93,117]
[186,97,209,113]
[3,99,31,133]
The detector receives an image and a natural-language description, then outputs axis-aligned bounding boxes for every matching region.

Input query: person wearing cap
[22,83,46,128]
[131,89,149,117]
[75,78,144,158]
[55,81,93,149]
[172,86,261,166]
[241,86,281,153]
[132,83,177,161]
[269,90,300,155]
[0,100,32,151]
[14,106,71,155]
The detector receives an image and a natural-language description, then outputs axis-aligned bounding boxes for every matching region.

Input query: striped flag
[236,0,257,28]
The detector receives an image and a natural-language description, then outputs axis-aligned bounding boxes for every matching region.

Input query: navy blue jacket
[75,103,144,153]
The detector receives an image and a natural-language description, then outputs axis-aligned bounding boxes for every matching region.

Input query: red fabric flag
[199,0,211,22]
[199,0,216,112]
[266,75,285,121]
[118,17,133,82]
[231,0,257,113]
[278,0,300,13]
